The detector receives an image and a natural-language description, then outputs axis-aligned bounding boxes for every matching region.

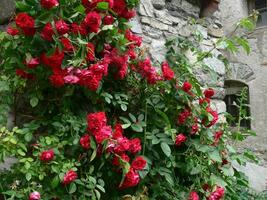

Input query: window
[224,80,251,129]
[249,0,267,26]
[200,0,220,18]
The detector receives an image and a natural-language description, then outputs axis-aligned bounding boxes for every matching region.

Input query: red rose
[182,81,192,92]
[208,186,225,200]
[41,49,64,69]
[199,97,210,106]
[120,9,136,19]
[94,125,112,144]
[15,13,36,36]
[188,191,199,200]
[55,20,69,35]
[161,61,175,80]
[26,58,40,69]
[113,0,127,15]
[29,191,41,200]
[175,133,187,146]
[83,12,101,33]
[64,75,79,84]
[62,170,77,185]
[202,107,218,128]
[128,138,142,154]
[138,58,162,84]
[86,42,95,61]
[191,124,199,135]
[177,109,191,124]
[213,130,223,145]
[131,156,147,170]
[60,37,74,52]
[7,26,19,36]
[112,153,130,166]
[49,73,65,87]
[41,23,54,41]
[204,88,215,98]
[40,0,59,9]
[82,0,114,9]
[120,168,140,188]
[103,15,114,25]
[80,134,90,149]
[16,69,34,79]
[87,112,107,134]
[112,123,123,139]
[71,23,88,35]
[125,30,142,47]
[114,137,130,154]
[40,149,54,162]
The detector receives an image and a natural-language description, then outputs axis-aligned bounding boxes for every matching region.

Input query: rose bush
[0,0,257,199]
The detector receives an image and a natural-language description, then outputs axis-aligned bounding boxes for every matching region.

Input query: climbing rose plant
[0,0,256,199]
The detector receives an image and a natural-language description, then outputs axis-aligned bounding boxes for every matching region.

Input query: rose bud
[41,0,59,9]
[175,133,187,146]
[62,170,78,185]
[29,191,41,200]
[40,149,54,162]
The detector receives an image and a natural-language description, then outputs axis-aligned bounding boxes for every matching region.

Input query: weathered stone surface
[0,158,17,171]
[233,161,267,192]
[208,27,224,38]
[227,62,255,82]
[138,0,154,17]
[0,0,15,24]
[130,17,143,34]
[148,39,166,62]
[152,0,165,10]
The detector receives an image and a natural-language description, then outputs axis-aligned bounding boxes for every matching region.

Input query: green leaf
[24,132,33,142]
[30,97,39,107]
[26,173,32,181]
[97,2,109,10]
[69,183,77,194]
[51,176,60,188]
[90,149,97,162]
[131,124,143,132]
[209,150,222,163]
[160,142,171,157]
[155,109,171,126]
[96,184,105,193]
[129,113,137,123]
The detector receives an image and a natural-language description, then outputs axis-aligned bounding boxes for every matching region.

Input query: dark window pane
[255,0,267,9]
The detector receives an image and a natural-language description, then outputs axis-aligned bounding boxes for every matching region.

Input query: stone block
[152,0,165,10]
[0,0,15,25]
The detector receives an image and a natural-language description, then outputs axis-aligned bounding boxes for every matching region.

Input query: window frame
[248,0,267,27]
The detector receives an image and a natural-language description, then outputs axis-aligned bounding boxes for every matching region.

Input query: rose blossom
[175,133,187,146]
[7,26,19,36]
[83,12,101,33]
[182,81,192,93]
[80,134,90,149]
[40,149,54,162]
[213,130,223,145]
[131,156,147,170]
[26,58,40,69]
[55,19,69,35]
[128,138,142,154]
[87,112,107,134]
[204,88,215,98]
[60,37,74,52]
[188,191,199,200]
[41,49,64,69]
[29,191,41,200]
[103,15,114,25]
[62,170,77,185]
[208,186,225,200]
[41,23,54,41]
[86,42,95,61]
[15,13,36,36]
[16,69,34,79]
[120,168,140,188]
[161,61,175,80]
[40,0,59,9]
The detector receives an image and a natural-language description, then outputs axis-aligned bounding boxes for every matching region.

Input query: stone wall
[134,0,227,115]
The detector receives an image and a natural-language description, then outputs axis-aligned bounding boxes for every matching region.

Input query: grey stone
[138,0,154,17]
[227,63,255,82]
[0,158,17,171]
[197,25,208,39]
[208,27,224,38]
[148,39,166,62]
[152,0,165,10]
[140,17,169,31]
[0,0,15,24]
[211,100,226,114]
[233,161,267,192]
[130,17,143,34]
